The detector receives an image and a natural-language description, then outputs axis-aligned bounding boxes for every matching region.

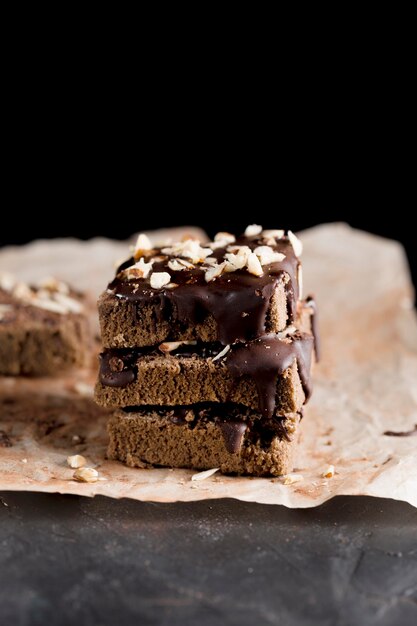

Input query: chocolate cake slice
[108,405,302,477]
[0,274,89,376]
[94,226,317,477]
[95,331,314,415]
[99,227,302,348]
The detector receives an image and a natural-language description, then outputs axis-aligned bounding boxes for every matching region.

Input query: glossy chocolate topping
[109,234,299,345]
[226,333,313,418]
[99,350,138,387]
[218,421,248,453]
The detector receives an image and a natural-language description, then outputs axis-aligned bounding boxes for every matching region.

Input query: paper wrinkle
[0,223,416,508]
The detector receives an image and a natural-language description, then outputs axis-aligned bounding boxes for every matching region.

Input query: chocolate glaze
[99,350,138,387]
[109,234,299,345]
[306,295,320,361]
[218,421,248,453]
[226,333,314,418]
[383,425,417,437]
[102,332,314,418]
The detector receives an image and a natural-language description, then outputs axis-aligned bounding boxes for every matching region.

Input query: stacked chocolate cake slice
[95,226,318,476]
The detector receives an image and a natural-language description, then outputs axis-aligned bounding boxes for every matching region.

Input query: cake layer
[108,404,302,477]
[0,277,89,376]
[95,332,314,416]
[99,228,302,348]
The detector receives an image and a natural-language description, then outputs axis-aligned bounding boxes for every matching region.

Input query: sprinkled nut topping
[134,233,152,259]
[245,224,263,236]
[288,230,303,257]
[253,246,286,265]
[247,252,263,276]
[150,272,171,289]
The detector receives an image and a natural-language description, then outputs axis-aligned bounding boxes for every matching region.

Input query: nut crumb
[254,246,285,265]
[73,467,98,483]
[150,272,171,289]
[245,224,262,237]
[159,340,197,353]
[212,345,230,362]
[134,233,152,258]
[282,473,304,485]
[67,454,87,469]
[191,468,219,481]
[73,382,94,397]
[247,252,263,276]
[322,465,335,478]
[288,230,303,257]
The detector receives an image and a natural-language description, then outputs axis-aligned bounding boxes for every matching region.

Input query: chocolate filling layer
[99,332,314,418]
[109,234,299,345]
[122,403,299,454]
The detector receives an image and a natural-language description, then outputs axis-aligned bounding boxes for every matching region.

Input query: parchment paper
[0,224,416,508]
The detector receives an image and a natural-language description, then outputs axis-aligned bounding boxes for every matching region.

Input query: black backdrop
[1,141,415,288]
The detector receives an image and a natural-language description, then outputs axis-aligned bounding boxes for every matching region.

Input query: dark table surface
[0,493,416,626]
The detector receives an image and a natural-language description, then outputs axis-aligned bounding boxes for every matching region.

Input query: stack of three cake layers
[95,226,318,476]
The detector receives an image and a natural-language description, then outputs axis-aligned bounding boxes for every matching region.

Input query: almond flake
[124,258,154,280]
[245,224,263,237]
[322,465,335,478]
[205,262,226,282]
[288,230,303,257]
[168,259,188,272]
[73,467,99,483]
[225,246,251,270]
[282,473,304,485]
[53,293,83,313]
[159,341,184,353]
[67,454,86,469]
[214,232,235,243]
[150,272,171,289]
[0,304,13,320]
[73,382,94,397]
[38,277,70,294]
[159,340,196,352]
[203,257,218,266]
[191,468,219,481]
[0,272,16,292]
[212,344,230,362]
[13,283,34,301]
[162,240,213,264]
[134,233,152,253]
[210,232,236,249]
[247,252,263,276]
[30,298,68,314]
[254,246,286,265]
[263,229,285,240]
